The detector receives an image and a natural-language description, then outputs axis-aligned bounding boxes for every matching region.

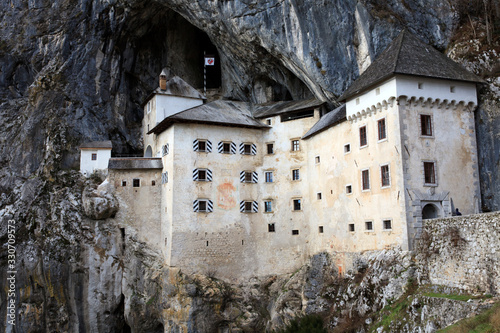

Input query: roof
[143,76,205,105]
[253,98,325,118]
[108,158,163,170]
[79,141,113,149]
[148,100,269,135]
[302,104,346,139]
[339,30,484,101]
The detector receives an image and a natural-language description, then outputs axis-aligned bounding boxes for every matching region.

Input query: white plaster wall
[80,149,111,176]
[346,77,397,120]
[155,94,203,123]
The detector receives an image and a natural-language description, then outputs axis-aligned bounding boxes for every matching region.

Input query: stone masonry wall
[418,212,500,295]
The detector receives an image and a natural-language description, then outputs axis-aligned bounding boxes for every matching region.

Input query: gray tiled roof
[302,104,346,139]
[339,30,484,101]
[143,76,205,105]
[79,141,113,149]
[108,158,163,170]
[253,98,325,118]
[148,100,269,135]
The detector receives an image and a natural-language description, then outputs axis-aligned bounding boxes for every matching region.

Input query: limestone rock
[82,181,118,220]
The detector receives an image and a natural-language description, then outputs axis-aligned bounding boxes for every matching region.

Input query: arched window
[145,145,153,158]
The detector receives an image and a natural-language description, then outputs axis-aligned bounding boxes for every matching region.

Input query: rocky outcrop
[82,180,118,220]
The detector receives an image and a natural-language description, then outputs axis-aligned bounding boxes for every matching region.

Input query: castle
[80,31,483,279]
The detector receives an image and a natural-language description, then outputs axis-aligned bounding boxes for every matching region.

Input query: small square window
[383,220,392,230]
[198,201,207,212]
[244,172,253,182]
[121,180,127,187]
[424,162,436,185]
[349,224,355,232]
[381,165,390,187]
[151,180,156,186]
[344,144,351,154]
[359,126,367,147]
[265,171,273,183]
[244,201,253,212]
[356,98,360,105]
[268,223,275,232]
[264,201,272,212]
[378,118,386,141]
[450,86,456,93]
[317,193,322,200]
[243,144,252,154]
[319,226,324,233]
[291,140,300,151]
[376,87,380,95]
[223,142,231,153]
[266,119,272,125]
[421,115,433,136]
[133,179,140,187]
[292,229,299,235]
[292,169,300,181]
[418,82,424,89]
[365,221,373,231]
[293,199,301,211]
[198,141,206,152]
[315,156,320,164]
[91,153,97,161]
[198,170,207,181]
[267,143,274,154]
[362,169,370,191]
[346,185,352,194]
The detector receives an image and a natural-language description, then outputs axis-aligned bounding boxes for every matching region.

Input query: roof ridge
[391,30,406,74]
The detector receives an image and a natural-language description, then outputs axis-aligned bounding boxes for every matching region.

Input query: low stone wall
[418,212,500,295]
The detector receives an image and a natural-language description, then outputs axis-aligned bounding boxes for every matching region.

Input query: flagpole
[204,51,207,96]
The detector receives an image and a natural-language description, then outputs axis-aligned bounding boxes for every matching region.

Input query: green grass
[424,292,494,302]
[437,302,500,333]
[370,297,412,332]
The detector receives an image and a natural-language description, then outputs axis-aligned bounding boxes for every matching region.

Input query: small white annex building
[88,31,484,279]
[79,141,112,177]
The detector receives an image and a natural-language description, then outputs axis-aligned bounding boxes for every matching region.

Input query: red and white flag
[204,57,215,66]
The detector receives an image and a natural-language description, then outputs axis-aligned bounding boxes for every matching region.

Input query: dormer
[339,31,484,122]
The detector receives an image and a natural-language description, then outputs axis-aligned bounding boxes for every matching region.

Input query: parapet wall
[418,212,500,295]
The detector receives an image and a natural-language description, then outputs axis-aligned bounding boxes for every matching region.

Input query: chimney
[159,69,168,90]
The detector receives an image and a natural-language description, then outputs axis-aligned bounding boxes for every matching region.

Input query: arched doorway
[422,203,440,220]
[145,145,153,157]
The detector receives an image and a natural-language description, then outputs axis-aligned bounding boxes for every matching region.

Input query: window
[240,201,258,213]
[346,185,352,194]
[193,169,212,182]
[267,143,274,154]
[292,169,300,180]
[365,221,373,231]
[240,171,258,183]
[362,169,370,191]
[317,193,322,200]
[424,162,436,185]
[319,226,324,233]
[293,199,301,211]
[291,140,300,151]
[381,165,390,187]
[268,223,275,232]
[450,86,456,93]
[377,118,386,141]
[420,115,432,136]
[359,126,367,147]
[121,180,127,187]
[376,87,380,95]
[161,172,168,184]
[266,119,272,125]
[315,156,320,164]
[292,230,299,235]
[383,220,392,230]
[147,101,151,113]
[91,153,97,161]
[264,201,272,213]
[418,82,424,89]
[193,199,213,213]
[265,171,273,183]
[151,180,156,186]
[356,98,360,105]
[240,143,256,155]
[344,144,351,154]
[223,142,230,153]
[349,224,355,232]
[218,141,235,154]
[162,144,169,156]
[194,139,212,152]
[133,179,140,187]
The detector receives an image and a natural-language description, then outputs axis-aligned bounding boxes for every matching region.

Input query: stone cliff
[0,0,499,331]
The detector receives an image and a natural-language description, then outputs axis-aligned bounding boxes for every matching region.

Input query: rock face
[82,180,119,220]
[0,0,499,331]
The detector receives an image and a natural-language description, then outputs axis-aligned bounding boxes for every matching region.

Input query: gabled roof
[108,158,163,170]
[142,76,205,105]
[339,30,484,101]
[253,98,325,118]
[302,104,346,139]
[79,141,113,149]
[148,100,269,135]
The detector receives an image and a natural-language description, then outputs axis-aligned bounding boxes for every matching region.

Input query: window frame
[265,171,273,183]
[423,161,437,186]
[344,143,351,154]
[383,219,392,231]
[292,198,302,211]
[197,140,207,152]
[133,179,140,188]
[348,223,355,232]
[91,153,97,161]
[291,139,300,152]
[318,226,324,233]
[420,114,433,137]
[359,125,367,148]
[267,143,274,154]
[268,223,275,232]
[242,143,252,155]
[380,164,391,188]
[317,192,322,200]
[345,184,353,195]
[292,169,300,181]
[377,118,387,142]
[121,180,127,187]
[315,155,321,164]
[365,221,374,232]
[222,142,231,154]
[361,169,370,191]
[292,229,299,235]
[264,200,273,213]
